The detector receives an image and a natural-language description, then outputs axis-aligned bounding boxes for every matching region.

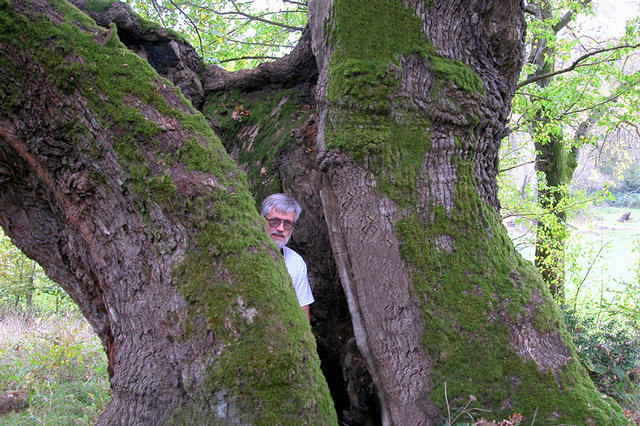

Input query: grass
[565,207,639,307]
[507,206,640,303]
[0,310,110,424]
[572,206,640,269]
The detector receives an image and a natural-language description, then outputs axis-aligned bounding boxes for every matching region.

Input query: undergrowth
[563,306,640,419]
[0,309,110,424]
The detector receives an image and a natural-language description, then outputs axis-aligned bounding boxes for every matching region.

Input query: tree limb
[553,0,592,33]
[525,0,593,73]
[518,43,640,89]
[201,25,317,93]
[218,55,280,64]
[498,160,537,174]
[182,1,306,20]
[149,0,168,27]
[226,0,304,31]
[553,10,574,33]
[566,82,638,116]
[218,37,294,49]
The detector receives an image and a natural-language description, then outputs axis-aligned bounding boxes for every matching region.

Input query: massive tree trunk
[0,0,625,424]
[307,0,622,424]
[0,1,335,424]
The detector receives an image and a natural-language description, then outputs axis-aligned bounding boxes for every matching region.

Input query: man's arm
[283,247,313,322]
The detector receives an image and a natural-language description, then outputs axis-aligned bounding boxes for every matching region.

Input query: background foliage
[125,0,307,70]
[0,230,72,314]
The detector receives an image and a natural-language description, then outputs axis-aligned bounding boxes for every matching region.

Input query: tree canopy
[125,0,307,69]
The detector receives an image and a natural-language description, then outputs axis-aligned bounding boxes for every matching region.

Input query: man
[261,193,314,321]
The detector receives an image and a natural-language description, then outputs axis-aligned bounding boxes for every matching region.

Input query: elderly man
[261,193,314,321]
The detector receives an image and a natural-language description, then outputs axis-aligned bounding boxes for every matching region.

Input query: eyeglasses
[265,217,295,230]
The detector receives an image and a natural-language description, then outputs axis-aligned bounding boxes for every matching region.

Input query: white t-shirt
[282,246,314,307]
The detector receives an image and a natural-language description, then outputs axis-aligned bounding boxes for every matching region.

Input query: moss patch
[0,52,23,114]
[325,0,432,165]
[324,0,484,206]
[396,159,623,422]
[203,88,315,205]
[84,0,115,13]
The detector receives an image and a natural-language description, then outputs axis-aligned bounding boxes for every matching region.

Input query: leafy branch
[226,0,304,31]
[498,160,536,174]
[165,0,204,56]
[222,37,295,49]
[518,43,640,89]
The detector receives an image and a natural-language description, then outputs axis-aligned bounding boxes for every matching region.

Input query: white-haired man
[261,193,314,321]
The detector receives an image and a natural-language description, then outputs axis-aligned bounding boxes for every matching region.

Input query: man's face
[264,207,295,249]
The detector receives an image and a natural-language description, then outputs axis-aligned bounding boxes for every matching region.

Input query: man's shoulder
[283,246,306,265]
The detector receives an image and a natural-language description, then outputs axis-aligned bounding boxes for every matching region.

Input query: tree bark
[0,0,335,424]
[307,0,622,424]
[0,0,626,424]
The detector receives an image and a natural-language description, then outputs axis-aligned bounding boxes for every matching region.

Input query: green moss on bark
[85,0,114,13]
[396,159,624,423]
[325,0,484,207]
[173,223,334,423]
[203,88,315,204]
[0,1,336,423]
[321,0,621,421]
[0,53,22,113]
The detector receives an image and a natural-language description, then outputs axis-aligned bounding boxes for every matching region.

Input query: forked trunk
[0,0,625,424]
